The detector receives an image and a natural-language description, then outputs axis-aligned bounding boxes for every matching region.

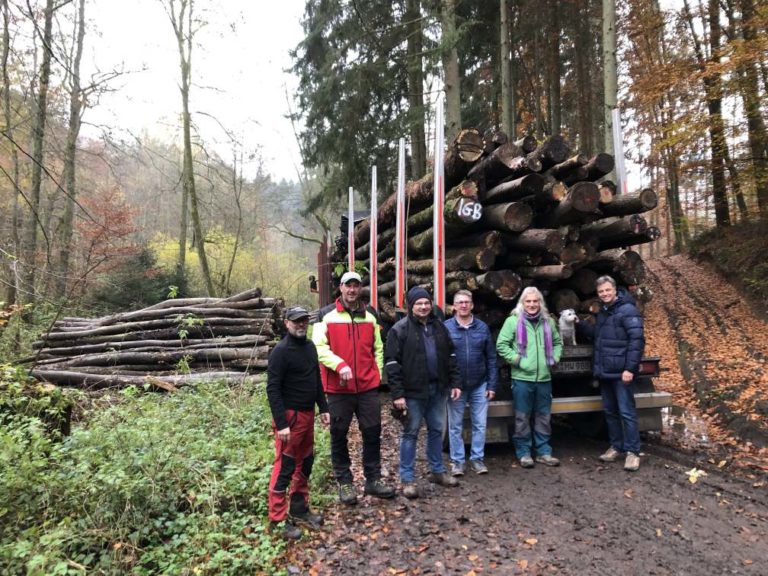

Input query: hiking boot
[290,509,324,529]
[599,447,622,462]
[519,455,535,468]
[364,478,396,499]
[450,461,465,477]
[469,460,489,474]
[402,482,419,499]
[271,520,302,540]
[624,452,640,471]
[428,472,459,487]
[338,483,358,505]
[535,454,560,467]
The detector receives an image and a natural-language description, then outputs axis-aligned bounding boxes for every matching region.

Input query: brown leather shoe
[428,472,459,487]
[402,482,419,499]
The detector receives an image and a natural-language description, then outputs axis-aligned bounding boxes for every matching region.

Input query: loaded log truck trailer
[314,222,672,442]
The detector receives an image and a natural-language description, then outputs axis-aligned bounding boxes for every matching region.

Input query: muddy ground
[286,413,767,575]
[285,256,768,575]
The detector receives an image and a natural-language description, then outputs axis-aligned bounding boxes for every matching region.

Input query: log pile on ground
[28,288,283,390]
[345,129,660,328]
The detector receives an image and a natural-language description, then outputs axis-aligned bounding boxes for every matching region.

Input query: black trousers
[327,389,382,484]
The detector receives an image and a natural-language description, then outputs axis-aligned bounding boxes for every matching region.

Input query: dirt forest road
[287,256,768,576]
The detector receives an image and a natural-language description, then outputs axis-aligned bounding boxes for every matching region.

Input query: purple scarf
[517,311,555,366]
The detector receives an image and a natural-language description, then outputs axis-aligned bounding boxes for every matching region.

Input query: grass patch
[0,378,331,575]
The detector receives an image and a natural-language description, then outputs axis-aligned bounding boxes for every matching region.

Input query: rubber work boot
[338,483,358,505]
[535,454,560,467]
[599,446,622,462]
[450,461,465,477]
[364,478,396,499]
[428,472,459,487]
[624,452,640,471]
[271,520,302,540]
[519,455,535,468]
[402,482,419,499]
[290,509,324,529]
[469,460,489,474]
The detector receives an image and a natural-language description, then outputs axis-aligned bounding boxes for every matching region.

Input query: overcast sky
[82,0,305,182]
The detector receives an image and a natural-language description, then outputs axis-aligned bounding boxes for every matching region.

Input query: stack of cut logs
[345,130,660,329]
[29,288,282,390]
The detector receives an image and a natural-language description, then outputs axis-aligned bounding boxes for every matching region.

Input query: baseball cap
[285,306,310,321]
[340,271,362,284]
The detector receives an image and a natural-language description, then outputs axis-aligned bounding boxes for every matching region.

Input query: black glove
[389,405,408,425]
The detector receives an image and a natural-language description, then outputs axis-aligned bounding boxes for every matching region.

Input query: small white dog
[558,309,578,346]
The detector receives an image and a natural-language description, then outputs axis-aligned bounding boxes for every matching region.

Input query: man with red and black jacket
[313,271,396,504]
[267,306,330,540]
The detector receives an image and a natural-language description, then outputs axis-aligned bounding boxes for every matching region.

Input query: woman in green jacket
[497,287,562,468]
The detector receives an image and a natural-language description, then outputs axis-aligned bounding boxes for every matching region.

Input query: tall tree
[683,0,730,227]
[1,0,20,304]
[162,0,216,295]
[603,0,617,175]
[405,0,426,177]
[500,0,514,135]
[291,0,416,200]
[441,0,461,142]
[22,0,55,303]
[55,0,86,299]
[736,0,768,218]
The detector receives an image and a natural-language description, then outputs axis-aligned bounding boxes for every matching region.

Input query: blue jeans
[600,378,641,454]
[399,384,448,482]
[447,382,488,464]
[511,379,553,459]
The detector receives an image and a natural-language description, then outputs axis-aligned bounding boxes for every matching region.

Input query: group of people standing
[265,272,645,539]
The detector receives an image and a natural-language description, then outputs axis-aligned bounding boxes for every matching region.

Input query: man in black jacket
[267,306,330,539]
[385,287,462,499]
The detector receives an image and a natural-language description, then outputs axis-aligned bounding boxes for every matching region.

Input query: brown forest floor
[279,254,768,576]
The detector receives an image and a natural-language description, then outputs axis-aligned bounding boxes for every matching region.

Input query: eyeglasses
[454,301,472,306]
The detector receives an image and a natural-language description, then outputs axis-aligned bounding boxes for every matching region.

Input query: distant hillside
[689,221,768,310]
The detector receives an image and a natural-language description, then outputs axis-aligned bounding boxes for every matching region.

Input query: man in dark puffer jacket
[577,275,645,471]
[386,287,462,498]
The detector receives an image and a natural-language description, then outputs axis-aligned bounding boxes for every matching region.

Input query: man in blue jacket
[578,275,645,471]
[444,290,498,476]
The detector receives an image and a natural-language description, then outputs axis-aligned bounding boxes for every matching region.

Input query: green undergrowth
[689,220,768,309]
[0,377,332,575]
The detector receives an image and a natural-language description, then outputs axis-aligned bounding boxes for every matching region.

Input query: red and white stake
[347,186,355,272]
[395,138,407,311]
[432,98,446,311]
[369,166,378,311]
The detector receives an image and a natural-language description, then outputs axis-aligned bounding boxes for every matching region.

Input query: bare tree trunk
[603,0,617,175]
[1,0,20,304]
[55,0,86,300]
[737,0,768,218]
[548,0,561,135]
[22,0,55,304]
[224,148,245,295]
[575,0,593,153]
[406,0,426,177]
[166,0,216,295]
[441,0,461,143]
[500,0,514,135]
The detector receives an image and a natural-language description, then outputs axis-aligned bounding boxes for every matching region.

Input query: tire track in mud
[286,429,768,576]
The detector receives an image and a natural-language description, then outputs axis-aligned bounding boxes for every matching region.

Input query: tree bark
[55,0,86,300]
[598,188,658,216]
[441,0,462,143]
[480,201,533,232]
[22,0,55,303]
[406,0,427,177]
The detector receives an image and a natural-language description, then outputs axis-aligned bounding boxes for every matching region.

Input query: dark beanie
[407,286,431,308]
